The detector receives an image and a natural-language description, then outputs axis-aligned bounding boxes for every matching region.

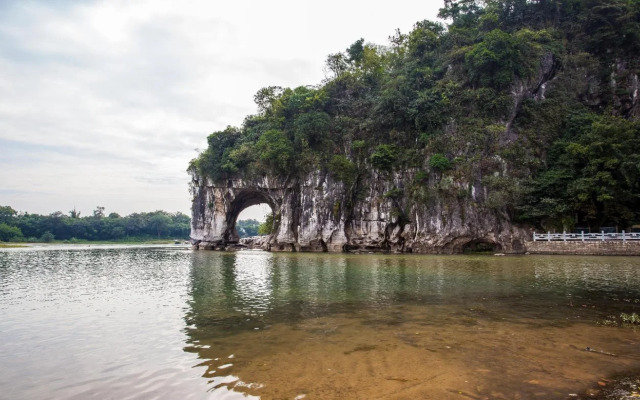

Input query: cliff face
[189,168,529,253]
[189,51,638,253]
[189,52,553,254]
[190,1,640,249]
[189,60,554,254]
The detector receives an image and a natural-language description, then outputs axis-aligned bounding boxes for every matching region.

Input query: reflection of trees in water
[183,253,640,344]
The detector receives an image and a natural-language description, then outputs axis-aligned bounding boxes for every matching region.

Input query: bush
[0,223,23,242]
[293,112,330,149]
[370,144,399,171]
[193,126,242,180]
[40,231,55,243]
[414,171,429,183]
[351,140,366,150]
[429,153,451,171]
[258,214,275,235]
[328,155,357,186]
[255,130,294,173]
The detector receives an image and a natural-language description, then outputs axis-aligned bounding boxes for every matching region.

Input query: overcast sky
[0,0,442,221]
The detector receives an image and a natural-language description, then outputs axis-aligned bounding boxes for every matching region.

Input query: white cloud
[0,0,442,217]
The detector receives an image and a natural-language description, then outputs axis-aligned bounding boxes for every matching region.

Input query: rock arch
[190,177,282,250]
[224,189,275,243]
[189,172,348,252]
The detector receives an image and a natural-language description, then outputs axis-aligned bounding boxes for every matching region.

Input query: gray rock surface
[189,169,529,253]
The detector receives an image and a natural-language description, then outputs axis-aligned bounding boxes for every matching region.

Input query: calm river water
[0,245,639,399]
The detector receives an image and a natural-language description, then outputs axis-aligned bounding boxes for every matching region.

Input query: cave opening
[462,240,503,254]
[225,189,275,243]
[236,204,271,238]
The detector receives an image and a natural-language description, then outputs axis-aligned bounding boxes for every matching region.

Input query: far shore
[0,239,188,248]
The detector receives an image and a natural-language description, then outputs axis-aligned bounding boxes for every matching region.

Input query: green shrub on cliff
[370,144,399,172]
[255,130,294,174]
[258,214,275,235]
[328,155,357,186]
[429,153,451,172]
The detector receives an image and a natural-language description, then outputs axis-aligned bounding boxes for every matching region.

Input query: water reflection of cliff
[183,252,640,343]
[181,252,640,398]
[184,251,449,340]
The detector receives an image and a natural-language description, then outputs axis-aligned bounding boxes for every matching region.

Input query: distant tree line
[236,219,260,238]
[236,216,274,238]
[0,205,190,242]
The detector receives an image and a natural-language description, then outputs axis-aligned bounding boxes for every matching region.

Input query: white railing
[533,231,640,242]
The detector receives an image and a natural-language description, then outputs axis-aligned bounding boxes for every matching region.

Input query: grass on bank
[0,243,28,248]
[56,238,182,245]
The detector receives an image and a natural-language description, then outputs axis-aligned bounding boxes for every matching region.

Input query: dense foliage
[258,214,276,236]
[190,0,640,232]
[0,205,190,242]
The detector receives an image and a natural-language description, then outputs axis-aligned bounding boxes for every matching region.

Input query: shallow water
[1,246,639,399]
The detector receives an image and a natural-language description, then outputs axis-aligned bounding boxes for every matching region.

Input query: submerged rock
[576,373,640,400]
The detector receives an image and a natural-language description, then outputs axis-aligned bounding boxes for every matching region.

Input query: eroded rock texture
[189,169,529,254]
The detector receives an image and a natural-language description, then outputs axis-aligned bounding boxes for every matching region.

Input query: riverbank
[525,240,640,256]
[0,243,28,248]
[1,239,184,246]
[229,237,640,256]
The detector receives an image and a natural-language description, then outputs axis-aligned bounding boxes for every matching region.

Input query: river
[1,245,639,399]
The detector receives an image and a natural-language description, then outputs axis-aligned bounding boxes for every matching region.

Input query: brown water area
[1,246,639,399]
[183,252,640,400]
[189,308,639,400]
